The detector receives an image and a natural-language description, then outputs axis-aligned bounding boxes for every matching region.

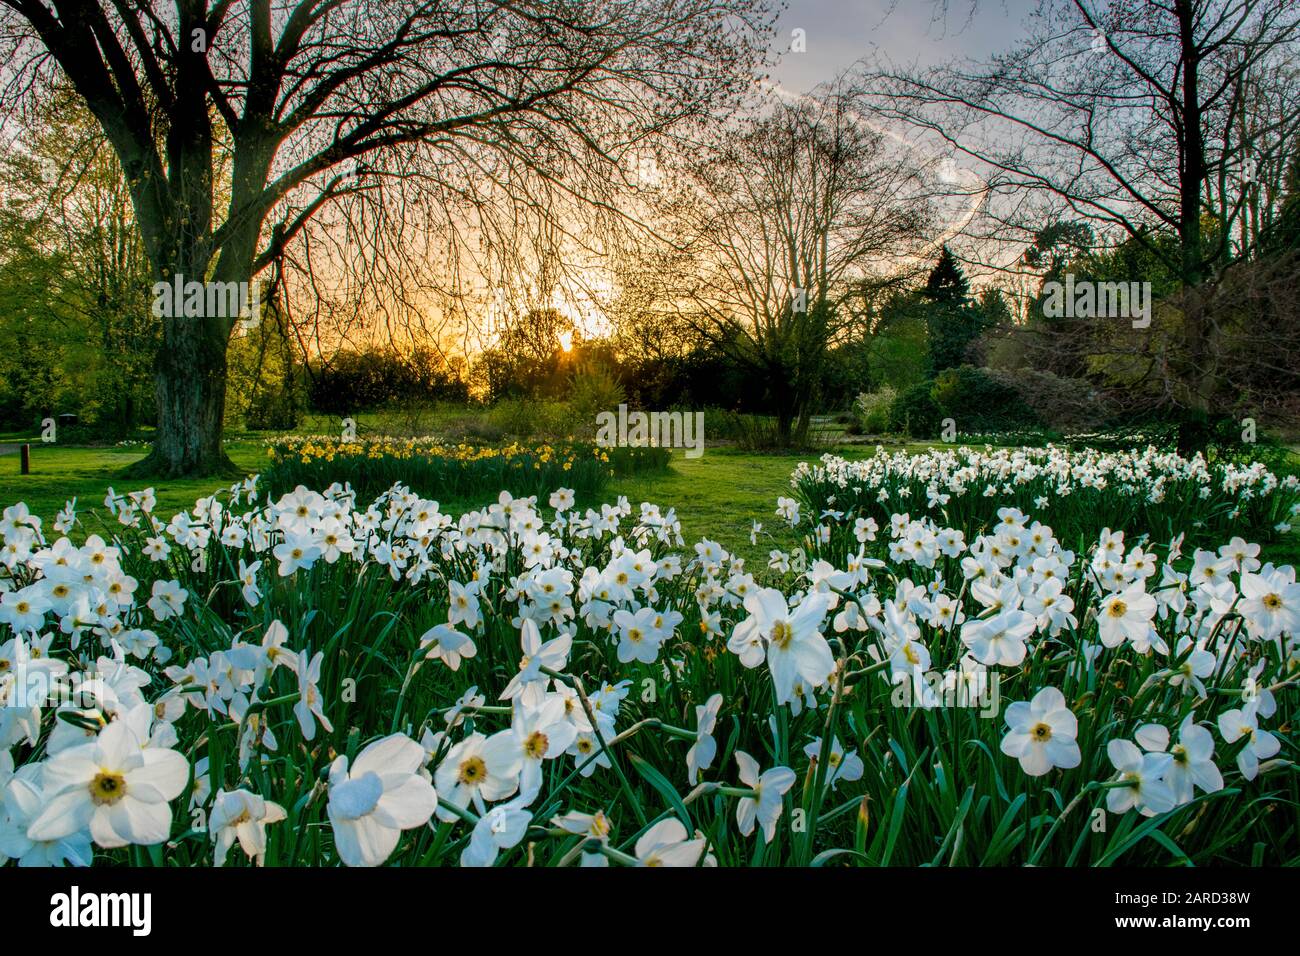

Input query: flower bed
[262,435,670,501]
[0,473,1295,867]
[791,445,1299,547]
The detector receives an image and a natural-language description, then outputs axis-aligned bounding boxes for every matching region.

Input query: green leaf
[628,753,691,828]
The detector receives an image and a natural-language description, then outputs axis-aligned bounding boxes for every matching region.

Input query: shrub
[243,387,303,431]
[486,399,572,441]
[984,367,1116,433]
[567,361,626,438]
[854,386,897,434]
[888,382,943,437]
[710,411,784,450]
[441,414,506,444]
[930,365,1039,433]
[708,411,828,451]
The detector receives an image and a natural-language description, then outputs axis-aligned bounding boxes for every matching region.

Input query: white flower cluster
[791,445,1299,533]
[0,466,1295,867]
[771,501,1297,804]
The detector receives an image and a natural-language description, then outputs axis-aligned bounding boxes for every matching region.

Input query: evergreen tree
[922,246,983,372]
[924,245,969,303]
[978,288,1014,327]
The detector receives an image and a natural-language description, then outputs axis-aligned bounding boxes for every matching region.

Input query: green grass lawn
[609,448,825,554]
[0,441,270,522]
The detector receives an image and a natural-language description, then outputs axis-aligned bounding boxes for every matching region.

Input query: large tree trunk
[1175,0,1209,412]
[124,315,237,478]
[124,135,264,480]
[775,408,794,446]
[771,377,814,448]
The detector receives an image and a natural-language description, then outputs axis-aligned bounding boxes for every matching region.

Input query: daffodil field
[791,446,1299,547]
[1,444,1298,868]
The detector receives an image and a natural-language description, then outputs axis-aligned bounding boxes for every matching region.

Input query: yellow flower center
[769,621,793,650]
[89,771,127,806]
[458,756,487,785]
[1031,722,1052,742]
[524,731,549,759]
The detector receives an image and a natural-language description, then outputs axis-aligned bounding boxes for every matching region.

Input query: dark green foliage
[885,367,1040,439]
[0,114,157,437]
[818,338,875,410]
[924,244,969,303]
[1021,220,1095,274]
[227,304,306,431]
[887,381,944,437]
[922,246,985,373]
[867,294,931,393]
[930,365,1040,433]
[308,346,469,414]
